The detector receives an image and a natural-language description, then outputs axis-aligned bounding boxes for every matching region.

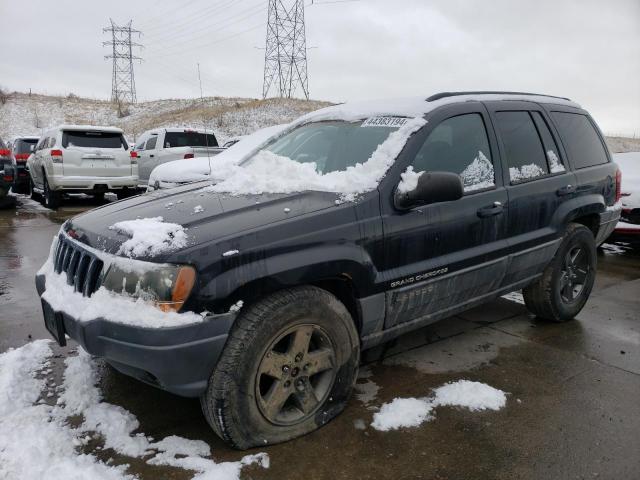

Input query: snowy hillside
[0,92,331,145]
[1,91,638,152]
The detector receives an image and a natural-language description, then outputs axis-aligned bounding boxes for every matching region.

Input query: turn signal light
[156,266,196,313]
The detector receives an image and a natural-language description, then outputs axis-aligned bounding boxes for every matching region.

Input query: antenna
[262,0,309,100]
[197,63,213,178]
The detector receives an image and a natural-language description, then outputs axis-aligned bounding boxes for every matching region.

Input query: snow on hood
[109,216,188,258]
[614,152,640,207]
[148,124,290,186]
[204,117,427,201]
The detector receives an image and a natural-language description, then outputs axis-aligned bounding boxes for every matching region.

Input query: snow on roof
[296,93,580,124]
[56,124,124,133]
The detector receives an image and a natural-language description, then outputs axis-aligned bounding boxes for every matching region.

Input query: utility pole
[103,19,142,107]
[262,0,309,100]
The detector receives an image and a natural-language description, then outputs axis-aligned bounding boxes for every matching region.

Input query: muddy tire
[523,223,596,322]
[43,175,60,210]
[201,286,360,450]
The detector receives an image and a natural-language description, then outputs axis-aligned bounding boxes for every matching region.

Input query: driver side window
[409,113,495,193]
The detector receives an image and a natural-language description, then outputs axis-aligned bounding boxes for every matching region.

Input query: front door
[378,103,510,329]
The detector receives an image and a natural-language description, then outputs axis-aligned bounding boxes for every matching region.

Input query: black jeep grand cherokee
[36,92,621,449]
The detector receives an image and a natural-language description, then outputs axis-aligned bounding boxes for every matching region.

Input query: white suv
[27,125,139,209]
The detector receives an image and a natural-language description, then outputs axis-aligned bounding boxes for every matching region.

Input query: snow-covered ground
[0,92,330,145]
[371,380,507,431]
[0,340,268,479]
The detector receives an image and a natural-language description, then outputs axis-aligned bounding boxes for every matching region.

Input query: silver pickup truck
[133,128,224,184]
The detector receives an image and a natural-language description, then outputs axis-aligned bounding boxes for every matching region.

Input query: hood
[65,182,340,261]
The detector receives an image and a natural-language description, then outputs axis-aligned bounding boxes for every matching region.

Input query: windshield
[244,120,403,174]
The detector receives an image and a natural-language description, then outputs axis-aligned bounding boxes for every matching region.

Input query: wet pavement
[1,194,639,480]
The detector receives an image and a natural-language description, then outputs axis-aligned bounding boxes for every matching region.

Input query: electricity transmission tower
[262,0,309,100]
[103,20,142,105]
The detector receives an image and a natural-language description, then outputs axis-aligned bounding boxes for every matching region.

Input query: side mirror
[394,171,463,210]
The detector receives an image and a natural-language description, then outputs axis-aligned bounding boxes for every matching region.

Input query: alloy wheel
[559,245,589,303]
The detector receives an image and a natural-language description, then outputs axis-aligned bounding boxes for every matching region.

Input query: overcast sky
[1,0,639,135]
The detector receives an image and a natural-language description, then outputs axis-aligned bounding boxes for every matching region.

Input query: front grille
[53,236,104,297]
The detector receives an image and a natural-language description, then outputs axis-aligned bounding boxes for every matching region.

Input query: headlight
[102,262,196,313]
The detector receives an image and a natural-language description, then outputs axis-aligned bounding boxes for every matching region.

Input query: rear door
[138,133,160,181]
[61,130,130,177]
[379,103,510,329]
[485,101,576,286]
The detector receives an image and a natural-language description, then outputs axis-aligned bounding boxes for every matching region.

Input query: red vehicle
[9,136,39,194]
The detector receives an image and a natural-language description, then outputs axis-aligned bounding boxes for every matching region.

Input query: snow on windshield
[203,117,427,201]
[109,217,187,258]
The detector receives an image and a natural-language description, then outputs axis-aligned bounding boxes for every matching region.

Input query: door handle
[149,154,155,158]
[556,184,576,196]
[477,201,504,218]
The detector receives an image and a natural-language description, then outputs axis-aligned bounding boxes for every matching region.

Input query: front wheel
[201,286,360,450]
[523,223,597,322]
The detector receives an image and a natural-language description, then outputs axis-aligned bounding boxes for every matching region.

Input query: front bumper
[36,273,236,397]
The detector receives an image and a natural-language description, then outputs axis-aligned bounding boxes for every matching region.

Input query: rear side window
[530,112,565,174]
[551,112,608,169]
[62,131,126,149]
[164,131,218,148]
[495,111,549,183]
[145,136,158,150]
[410,113,495,192]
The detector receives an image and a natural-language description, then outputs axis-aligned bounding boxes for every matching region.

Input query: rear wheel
[43,175,61,209]
[201,286,360,450]
[523,223,597,322]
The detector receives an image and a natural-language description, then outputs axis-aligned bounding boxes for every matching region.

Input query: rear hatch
[13,138,38,163]
[62,129,131,177]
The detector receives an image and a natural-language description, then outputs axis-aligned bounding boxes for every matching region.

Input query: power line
[263,0,309,100]
[103,19,143,105]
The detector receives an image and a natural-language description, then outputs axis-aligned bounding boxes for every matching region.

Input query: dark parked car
[36,92,621,449]
[8,136,39,194]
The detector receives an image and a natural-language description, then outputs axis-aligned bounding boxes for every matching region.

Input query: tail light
[15,153,30,161]
[615,168,622,204]
[51,149,63,163]
[0,149,10,156]
[2,174,13,182]
[184,153,194,159]
[130,151,138,163]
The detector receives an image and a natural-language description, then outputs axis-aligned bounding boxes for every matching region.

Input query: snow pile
[222,249,239,257]
[397,166,422,193]
[110,216,188,258]
[509,164,545,183]
[433,380,507,411]
[371,398,433,431]
[39,254,203,328]
[460,151,495,192]
[204,117,427,201]
[547,150,566,173]
[371,380,507,431]
[0,342,269,480]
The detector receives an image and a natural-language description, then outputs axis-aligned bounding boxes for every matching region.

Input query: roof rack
[426,91,571,102]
